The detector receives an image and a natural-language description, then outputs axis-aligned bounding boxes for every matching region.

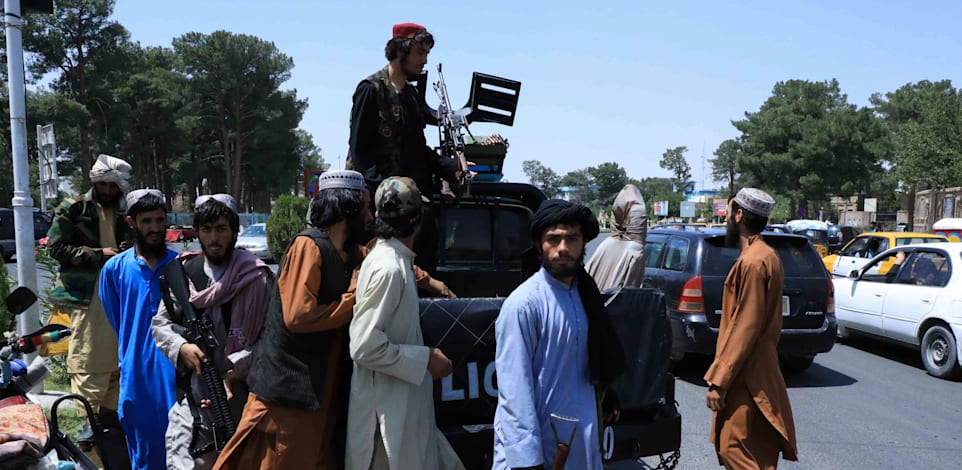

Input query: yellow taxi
[823,232,948,276]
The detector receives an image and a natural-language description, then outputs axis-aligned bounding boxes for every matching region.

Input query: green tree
[711,139,741,194]
[871,80,962,228]
[632,176,684,217]
[24,0,131,188]
[659,146,692,193]
[173,31,299,203]
[292,130,327,194]
[587,162,629,208]
[522,160,560,198]
[266,195,310,262]
[559,169,595,207]
[733,79,883,217]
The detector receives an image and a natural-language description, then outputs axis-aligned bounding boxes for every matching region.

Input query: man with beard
[46,154,133,454]
[347,22,461,274]
[152,194,274,469]
[346,177,462,470]
[492,199,625,470]
[214,170,372,470]
[705,189,797,469]
[100,189,179,470]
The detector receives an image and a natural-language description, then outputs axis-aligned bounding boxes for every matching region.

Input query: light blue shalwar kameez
[493,268,602,470]
[99,248,178,470]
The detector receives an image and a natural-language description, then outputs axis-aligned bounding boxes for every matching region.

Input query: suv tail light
[826,278,836,316]
[679,276,705,314]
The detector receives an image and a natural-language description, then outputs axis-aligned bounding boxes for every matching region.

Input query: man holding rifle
[152,194,274,469]
[347,21,462,274]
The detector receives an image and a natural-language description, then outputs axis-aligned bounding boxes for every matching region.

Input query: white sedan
[236,223,272,262]
[834,242,962,379]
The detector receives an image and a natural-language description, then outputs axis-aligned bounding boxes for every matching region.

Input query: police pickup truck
[418,181,681,468]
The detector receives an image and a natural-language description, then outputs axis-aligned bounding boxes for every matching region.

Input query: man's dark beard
[346,215,373,248]
[202,237,236,266]
[725,217,740,249]
[135,229,167,259]
[542,252,585,280]
[93,190,121,206]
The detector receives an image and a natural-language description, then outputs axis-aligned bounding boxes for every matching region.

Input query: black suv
[643,229,837,371]
[0,208,52,261]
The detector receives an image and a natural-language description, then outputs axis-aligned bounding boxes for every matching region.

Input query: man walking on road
[705,188,797,469]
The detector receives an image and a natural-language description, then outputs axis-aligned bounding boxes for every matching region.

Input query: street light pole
[4,0,41,345]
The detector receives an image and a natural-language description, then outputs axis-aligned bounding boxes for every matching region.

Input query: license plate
[782,295,790,316]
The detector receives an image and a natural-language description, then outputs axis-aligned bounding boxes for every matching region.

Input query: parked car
[833,243,962,379]
[0,208,52,261]
[827,225,860,254]
[822,232,947,276]
[165,225,196,243]
[785,219,831,257]
[642,229,837,371]
[236,223,271,262]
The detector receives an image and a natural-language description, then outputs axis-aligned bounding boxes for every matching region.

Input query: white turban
[89,154,132,192]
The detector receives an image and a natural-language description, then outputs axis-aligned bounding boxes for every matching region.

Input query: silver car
[236,223,272,262]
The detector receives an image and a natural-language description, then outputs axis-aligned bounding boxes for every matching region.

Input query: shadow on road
[837,335,925,371]
[782,362,857,388]
[672,355,858,388]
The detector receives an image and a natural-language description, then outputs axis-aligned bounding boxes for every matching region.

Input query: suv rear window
[440,205,530,262]
[701,236,826,278]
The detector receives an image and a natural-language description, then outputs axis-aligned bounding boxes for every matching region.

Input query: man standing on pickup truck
[346,177,462,470]
[347,22,461,275]
[494,199,625,470]
[586,184,648,290]
[705,188,797,469]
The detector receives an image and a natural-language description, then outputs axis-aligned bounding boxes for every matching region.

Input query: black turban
[530,199,600,243]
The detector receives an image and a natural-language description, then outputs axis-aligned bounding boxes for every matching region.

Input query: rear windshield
[791,229,829,245]
[701,236,826,278]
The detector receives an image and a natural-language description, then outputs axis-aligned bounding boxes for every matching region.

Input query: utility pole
[5,0,46,351]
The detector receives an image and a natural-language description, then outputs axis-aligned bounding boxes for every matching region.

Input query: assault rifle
[427,64,522,197]
[433,63,473,196]
[159,261,235,456]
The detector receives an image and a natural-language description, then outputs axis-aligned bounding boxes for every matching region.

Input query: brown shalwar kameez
[213,237,365,470]
[704,235,798,469]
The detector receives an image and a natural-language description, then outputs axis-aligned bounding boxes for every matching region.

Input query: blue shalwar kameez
[493,268,603,470]
[100,248,178,470]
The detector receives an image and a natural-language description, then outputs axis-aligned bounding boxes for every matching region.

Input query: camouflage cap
[375,177,427,220]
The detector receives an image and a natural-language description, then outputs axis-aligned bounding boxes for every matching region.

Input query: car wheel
[921,325,962,380]
[779,355,815,372]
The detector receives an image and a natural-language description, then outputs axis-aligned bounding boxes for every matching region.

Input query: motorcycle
[0,286,118,470]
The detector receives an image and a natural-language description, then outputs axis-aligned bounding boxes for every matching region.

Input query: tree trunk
[79,125,92,189]
[906,185,917,232]
[221,124,232,194]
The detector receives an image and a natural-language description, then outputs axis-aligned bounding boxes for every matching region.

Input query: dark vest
[364,68,406,178]
[247,227,359,410]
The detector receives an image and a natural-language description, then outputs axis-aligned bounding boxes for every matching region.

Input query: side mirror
[848,270,860,280]
[4,286,37,316]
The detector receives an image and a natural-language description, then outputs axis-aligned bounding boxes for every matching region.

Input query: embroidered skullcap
[530,199,600,243]
[393,22,427,39]
[733,188,775,218]
[194,193,238,213]
[89,154,132,192]
[316,170,366,192]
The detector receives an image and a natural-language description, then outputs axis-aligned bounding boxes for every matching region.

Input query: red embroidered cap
[392,22,426,39]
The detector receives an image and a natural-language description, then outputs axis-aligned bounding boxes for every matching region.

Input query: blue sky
[112,0,962,190]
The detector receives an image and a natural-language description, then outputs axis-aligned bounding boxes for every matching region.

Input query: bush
[266,195,310,262]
